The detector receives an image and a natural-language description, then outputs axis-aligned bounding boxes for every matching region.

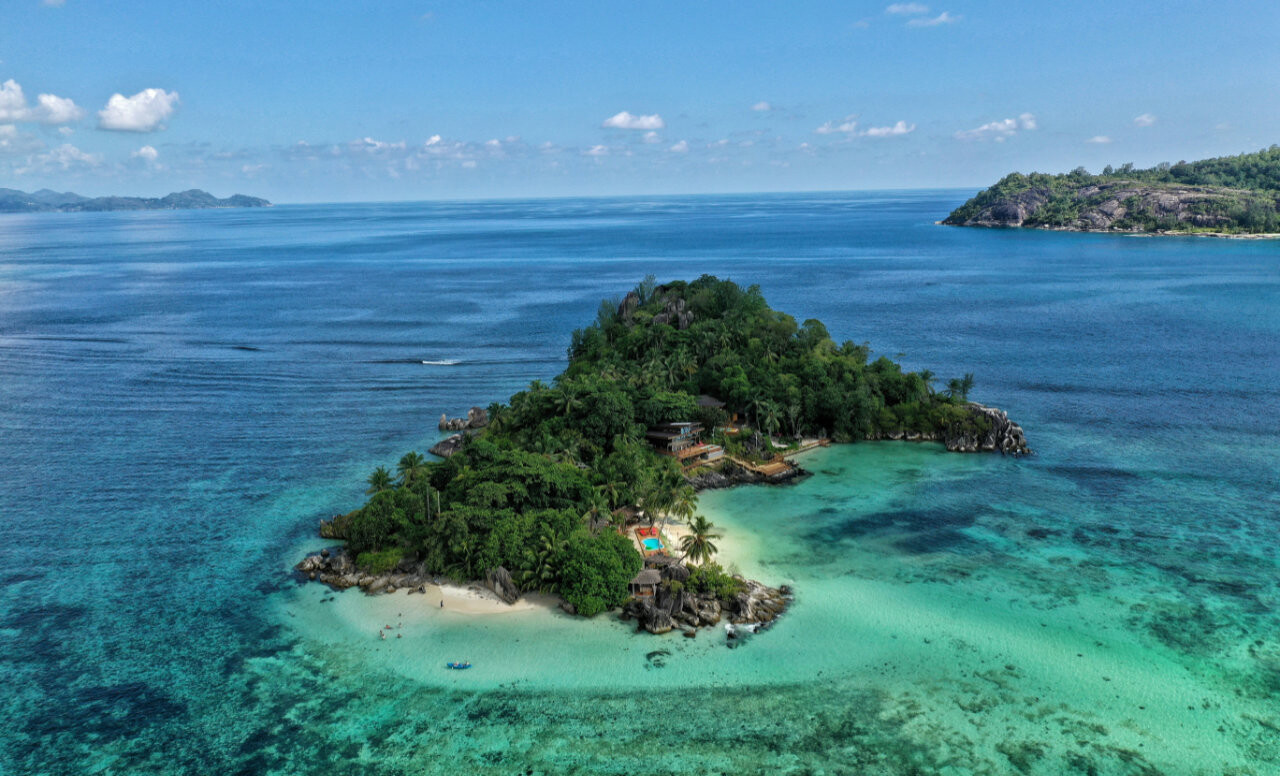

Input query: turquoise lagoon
[2,193,1278,774]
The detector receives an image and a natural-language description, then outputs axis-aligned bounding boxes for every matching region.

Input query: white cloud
[955,113,1036,141]
[816,115,858,134]
[16,142,100,174]
[751,101,773,112]
[36,93,84,123]
[886,3,928,13]
[132,144,159,161]
[0,79,84,124]
[424,134,442,146]
[642,131,661,144]
[862,120,916,137]
[0,124,44,155]
[348,137,406,153]
[58,126,74,136]
[601,111,665,130]
[907,11,958,26]
[1086,135,1113,144]
[1133,113,1157,127]
[0,81,25,120]
[584,144,609,156]
[98,88,179,132]
[669,140,689,153]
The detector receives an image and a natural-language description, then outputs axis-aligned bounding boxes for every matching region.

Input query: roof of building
[630,569,662,586]
[697,394,726,408]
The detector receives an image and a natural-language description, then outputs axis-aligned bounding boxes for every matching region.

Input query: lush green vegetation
[325,276,989,615]
[945,145,1280,233]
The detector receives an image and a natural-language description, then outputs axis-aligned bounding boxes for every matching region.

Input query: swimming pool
[641,537,663,551]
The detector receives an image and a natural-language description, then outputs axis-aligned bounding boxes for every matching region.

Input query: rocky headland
[873,402,1031,454]
[944,147,1280,235]
[944,180,1271,234]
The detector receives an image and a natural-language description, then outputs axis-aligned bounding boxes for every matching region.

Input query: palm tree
[761,400,781,440]
[397,451,428,487]
[748,394,769,429]
[581,491,610,533]
[679,515,722,565]
[520,530,566,593]
[944,373,975,402]
[596,480,624,510]
[365,466,393,494]
[558,388,583,417]
[785,402,802,437]
[917,369,935,396]
[669,484,696,525]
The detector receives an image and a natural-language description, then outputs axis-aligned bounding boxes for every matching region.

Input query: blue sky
[3,0,1278,202]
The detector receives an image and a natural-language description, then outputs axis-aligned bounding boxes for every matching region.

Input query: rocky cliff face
[946,181,1256,232]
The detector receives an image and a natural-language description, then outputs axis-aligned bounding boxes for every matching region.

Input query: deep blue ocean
[1,192,1278,775]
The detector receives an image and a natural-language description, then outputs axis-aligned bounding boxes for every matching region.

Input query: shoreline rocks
[619,560,792,642]
[686,460,810,491]
[438,406,489,432]
[296,549,443,596]
[428,433,466,458]
[866,402,1030,456]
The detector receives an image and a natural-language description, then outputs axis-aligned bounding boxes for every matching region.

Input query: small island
[944,145,1280,235]
[0,187,270,213]
[296,276,1029,639]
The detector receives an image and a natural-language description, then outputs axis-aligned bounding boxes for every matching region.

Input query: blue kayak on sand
[446,661,471,670]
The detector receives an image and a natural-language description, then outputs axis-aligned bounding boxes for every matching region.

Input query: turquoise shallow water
[1,193,1278,774]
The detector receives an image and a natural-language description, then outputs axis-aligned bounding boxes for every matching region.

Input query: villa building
[646,421,724,466]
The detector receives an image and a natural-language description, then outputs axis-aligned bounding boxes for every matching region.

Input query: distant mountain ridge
[0,188,271,213]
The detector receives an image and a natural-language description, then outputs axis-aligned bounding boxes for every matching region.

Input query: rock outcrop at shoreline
[686,460,810,491]
[430,407,489,457]
[620,559,792,641]
[869,402,1030,455]
[428,433,466,458]
[438,406,488,432]
[296,548,461,597]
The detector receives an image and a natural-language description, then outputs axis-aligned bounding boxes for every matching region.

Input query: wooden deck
[728,455,795,477]
[726,439,829,477]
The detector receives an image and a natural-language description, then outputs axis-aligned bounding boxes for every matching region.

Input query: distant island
[944,145,1280,235]
[296,276,1029,639]
[0,187,270,213]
